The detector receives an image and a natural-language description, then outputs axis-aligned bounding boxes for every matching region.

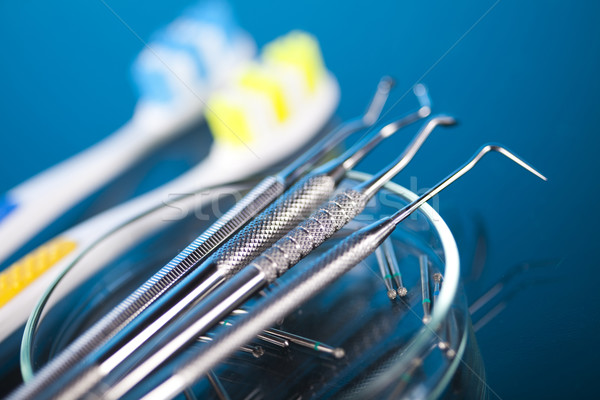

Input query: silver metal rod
[420,255,431,323]
[219,320,289,348]
[375,246,397,300]
[432,272,443,305]
[197,336,264,359]
[382,238,407,297]
[206,371,231,400]
[356,115,455,198]
[265,327,345,358]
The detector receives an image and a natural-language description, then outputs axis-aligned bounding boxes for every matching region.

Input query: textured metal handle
[211,174,336,278]
[9,176,285,400]
[147,219,397,400]
[250,189,368,282]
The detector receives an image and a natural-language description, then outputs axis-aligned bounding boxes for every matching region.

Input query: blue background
[0,0,598,398]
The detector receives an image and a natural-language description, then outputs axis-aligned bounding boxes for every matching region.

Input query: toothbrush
[0,30,340,345]
[0,0,255,266]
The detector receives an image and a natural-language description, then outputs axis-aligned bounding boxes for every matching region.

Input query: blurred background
[0,0,598,398]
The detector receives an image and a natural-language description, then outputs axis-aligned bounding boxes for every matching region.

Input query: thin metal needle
[382,239,407,297]
[432,272,443,305]
[206,371,231,400]
[197,336,264,359]
[420,255,431,323]
[266,328,345,359]
[375,246,397,300]
[220,320,289,348]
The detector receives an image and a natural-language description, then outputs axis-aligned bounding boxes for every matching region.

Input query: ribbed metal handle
[249,189,368,282]
[212,174,336,278]
[9,176,285,400]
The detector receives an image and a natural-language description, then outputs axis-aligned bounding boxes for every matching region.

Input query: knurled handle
[249,189,368,282]
[212,174,336,278]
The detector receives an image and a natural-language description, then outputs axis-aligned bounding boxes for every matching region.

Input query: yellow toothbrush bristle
[238,66,289,122]
[206,95,254,147]
[262,30,325,93]
[0,238,76,308]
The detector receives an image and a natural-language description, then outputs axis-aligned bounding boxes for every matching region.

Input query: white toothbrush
[0,30,340,343]
[0,0,255,266]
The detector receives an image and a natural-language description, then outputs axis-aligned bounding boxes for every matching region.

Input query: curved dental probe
[8,77,394,400]
[94,115,455,399]
[16,81,433,400]
[128,143,546,400]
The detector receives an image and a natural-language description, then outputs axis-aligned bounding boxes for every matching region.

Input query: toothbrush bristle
[206,30,331,148]
[262,31,326,93]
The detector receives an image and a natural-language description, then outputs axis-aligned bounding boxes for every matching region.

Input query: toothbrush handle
[0,121,164,265]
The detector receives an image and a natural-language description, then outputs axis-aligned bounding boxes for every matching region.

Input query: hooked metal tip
[391,142,546,225]
[413,83,432,118]
[479,144,547,181]
[363,76,396,125]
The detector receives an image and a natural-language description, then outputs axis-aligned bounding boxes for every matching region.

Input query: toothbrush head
[203,30,340,181]
[130,0,256,130]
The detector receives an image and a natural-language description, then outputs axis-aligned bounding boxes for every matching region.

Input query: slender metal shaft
[219,319,289,348]
[375,246,397,300]
[196,336,264,358]
[265,327,345,358]
[279,76,395,185]
[383,238,407,297]
[433,272,443,305]
[420,255,431,323]
[206,371,231,400]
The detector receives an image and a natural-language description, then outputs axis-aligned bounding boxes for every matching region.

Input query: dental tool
[375,246,397,300]
[134,143,545,400]
[9,77,399,399]
[420,255,432,323]
[383,238,407,297]
[0,0,255,267]
[92,116,455,399]
[0,30,341,347]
